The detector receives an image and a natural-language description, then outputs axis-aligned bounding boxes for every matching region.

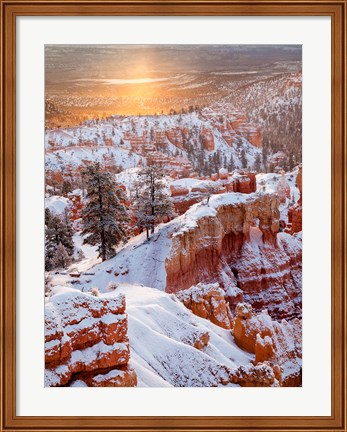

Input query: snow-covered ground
[124,287,252,387]
[46,187,301,387]
[256,169,299,200]
[45,195,69,215]
[45,110,261,172]
[45,146,142,170]
[67,283,253,387]
[49,192,267,292]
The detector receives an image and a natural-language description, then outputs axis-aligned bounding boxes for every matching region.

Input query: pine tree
[254,154,262,173]
[228,155,235,172]
[240,149,248,169]
[132,164,175,240]
[45,208,74,270]
[51,242,72,269]
[81,162,129,261]
[76,248,85,261]
[262,144,268,171]
[62,180,72,197]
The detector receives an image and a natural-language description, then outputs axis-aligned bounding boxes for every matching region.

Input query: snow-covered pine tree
[228,155,235,172]
[45,208,74,270]
[240,149,248,169]
[81,162,129,261]
[254,153,262,173]
[132,164,175,240]
[51,242,72,269]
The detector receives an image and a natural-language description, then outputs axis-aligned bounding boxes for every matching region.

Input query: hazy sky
[45,44,302,84]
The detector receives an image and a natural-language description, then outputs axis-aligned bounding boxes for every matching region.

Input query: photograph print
[44,44,302,388]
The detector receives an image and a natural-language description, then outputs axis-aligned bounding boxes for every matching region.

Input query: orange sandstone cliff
[165,193,302,320]
[45,287,137,387]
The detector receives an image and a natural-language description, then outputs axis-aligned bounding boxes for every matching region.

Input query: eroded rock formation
[232,361,281,387]
[288,165,302,233]
[165,192,302,320]
[201,127,215,151]
[232,302,302,386]
[176,282,233,329]
[276,171,291,203]
[45,287,137,387]
[170,171,257,215]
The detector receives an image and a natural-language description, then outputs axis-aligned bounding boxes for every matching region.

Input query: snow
[73,233,98,260]
[45,195,69,214]
[49,192,270,292]
[256,168,300,221]
[46,283,253,387]
[46,146,142,170]
[171,178,202,189]
[92,368,124,383]
[68,229,171,292]
[45,107,263,174]
[107,284,252,387]
[256,168,299,200]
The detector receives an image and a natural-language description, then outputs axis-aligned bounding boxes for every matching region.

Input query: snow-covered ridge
[103,284,253,387]
[59,192,270,292]
[45,108,262,175]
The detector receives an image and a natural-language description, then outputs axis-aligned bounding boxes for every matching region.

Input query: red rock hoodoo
[176,282,233,329]
[232,302,302,386]
[45,287,137,387]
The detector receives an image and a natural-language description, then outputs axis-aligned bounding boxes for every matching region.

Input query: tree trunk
[98,179,106,261]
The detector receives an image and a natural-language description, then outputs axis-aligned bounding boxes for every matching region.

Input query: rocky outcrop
[165,192,302,320]
[45,287,137,387]
[232,361,281,387]
[233,125,262,148]
[201,127,215,151]
[170,171,257,215]
[232,230,302,319]
[276,171,291,203]
[172,193,208,215]
[170,184,190,197]
[176,283,233,329]
[288,204,302,233]
[81,366,138,387]
[166,192,280,290]
[288,165,302,233]
[229,171,257,194]
[296,165,302,203]
[232,302,302,386]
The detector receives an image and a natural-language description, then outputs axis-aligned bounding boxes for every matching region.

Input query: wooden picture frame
[0,1,346,431]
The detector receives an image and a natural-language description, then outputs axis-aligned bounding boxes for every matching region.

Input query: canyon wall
[45,287,137,387]
[288,165,302,233]
[165,193,302,320]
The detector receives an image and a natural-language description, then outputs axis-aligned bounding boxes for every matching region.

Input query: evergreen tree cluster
[45,208,74,270]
